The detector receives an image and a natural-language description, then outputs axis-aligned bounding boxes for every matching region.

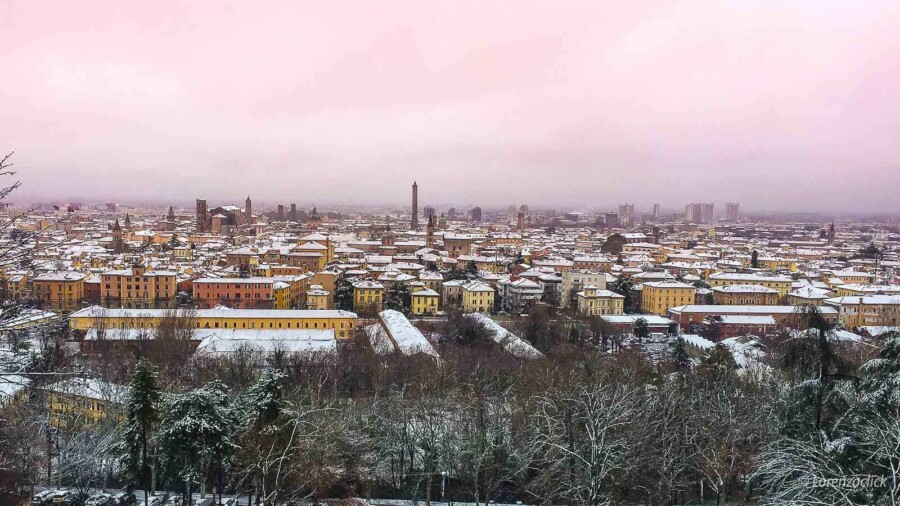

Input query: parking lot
[29,488,247,506]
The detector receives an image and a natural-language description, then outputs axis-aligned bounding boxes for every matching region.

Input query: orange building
[192,277,276,309]
[32,271,87,311]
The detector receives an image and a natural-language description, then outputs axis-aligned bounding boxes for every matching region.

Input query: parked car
[137,496,164,506]
[111,492,137,506]
[86,494,111,506]
[194,498,215,506]
[32,490,55,506]
[51,490,72,504]
[163,495,183,506]
[63,491,90,506]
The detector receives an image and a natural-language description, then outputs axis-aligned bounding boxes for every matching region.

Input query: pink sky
[2,0,900,213]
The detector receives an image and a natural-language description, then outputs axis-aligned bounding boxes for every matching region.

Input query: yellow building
[823,295,900,327]
[576,286,625,316]
[411,288,440,316]
[825,271,876,286]
[832,284,900,297]
[708,273,792,298]
[756,256,799,272]
[273,281,293,309]
[306,285,330,310]
[461,281,495,313]
[297,233,335,263]
[32,271,87,311]
[711,284,780,306]
[353,280,384,311]
[2,270,29,301]
[69,306,359,339]
[419,271,444,293]
[42,378,124,427]
[641,281,696,316]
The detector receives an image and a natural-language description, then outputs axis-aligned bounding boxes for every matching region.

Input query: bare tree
[528,380,640,506]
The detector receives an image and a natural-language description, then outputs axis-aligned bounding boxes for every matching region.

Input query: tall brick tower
[411,181,419,231]
[196,199,208,233]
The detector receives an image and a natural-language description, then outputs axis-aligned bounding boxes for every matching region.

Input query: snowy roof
[0,308,59,330]
[297,241,328,250]
[825,295,900,305]
[463,281,495,293]
[720,336,766,369]
[194,277,274,284]
[789,286,832,299]
[716,315,777,326]
[668,305,839,316]
[466,313,543,359]
[70,305,357,319]
[41,377,126,404]
[643,280,695,289]
[601,315,673,325]
[712,284,778,294]
[0,375,29,403]
[373,310,439,358]
[33,271,87,282]
[709,273,791,283]
[353,280,384,289]
[858,326,900,337]
[789,328,864,343]
[681,334,714,350]
[194,329,337,357]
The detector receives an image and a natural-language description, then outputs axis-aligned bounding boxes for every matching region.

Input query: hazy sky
[3,1,900,213]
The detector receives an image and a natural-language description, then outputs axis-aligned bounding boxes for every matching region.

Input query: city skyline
[3,1,900,212]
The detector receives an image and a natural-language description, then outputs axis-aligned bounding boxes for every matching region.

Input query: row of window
[198,320,352,329]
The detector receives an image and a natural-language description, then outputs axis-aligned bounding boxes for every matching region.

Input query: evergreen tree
[860,331,900,414]
[157,381,238,503]
[671,335,690,372]
[335,278,354,311]
[751,249,760,268]
[119,360,161,506]
[633,317,650,343]
[384,283,411,315]
[697,343,737,381]
[241,371,285,429]
[447,267,469,281]
[611,278,634,313]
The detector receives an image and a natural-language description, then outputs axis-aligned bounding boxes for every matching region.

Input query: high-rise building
[702,203,715,224]
[685,202,715,223]
[618,204,635,226]
[725,202,739,223]
[423,205,435,220]
[196,199,208,232]
[289,203,297,222]
[652,203,660,219]
[447,208,456,221]
[605,212,619,228]
[691,203,703,223]
[277,204,284,221]
[411,181,419,231]
[470,206,482,222]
